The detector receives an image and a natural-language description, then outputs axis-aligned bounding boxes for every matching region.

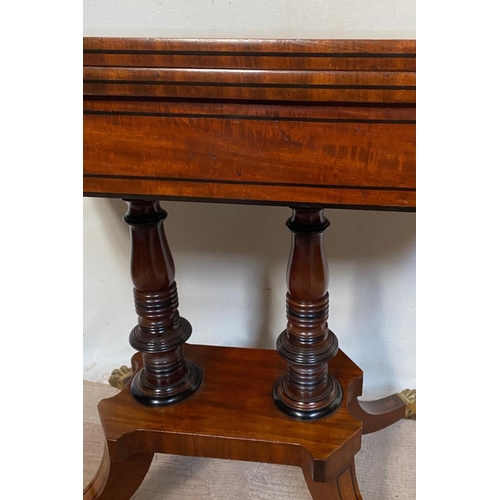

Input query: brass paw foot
[397,389,416,420]
[108,365,133,390]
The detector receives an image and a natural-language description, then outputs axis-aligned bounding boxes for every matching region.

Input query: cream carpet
[83,381,416,499]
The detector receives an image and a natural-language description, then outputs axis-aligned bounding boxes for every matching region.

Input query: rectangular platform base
[98,344,364,482]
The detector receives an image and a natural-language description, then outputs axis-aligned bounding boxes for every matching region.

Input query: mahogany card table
[83,37,416,500]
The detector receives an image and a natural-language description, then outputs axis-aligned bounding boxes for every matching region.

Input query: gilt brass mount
[108,365,133,390]
[397,388,416,420]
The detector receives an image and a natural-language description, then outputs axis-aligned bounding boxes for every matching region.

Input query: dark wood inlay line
[83,95,417,108]
[82,191,416,212]
[83,49,416,59]
[83,173,416,192]
[83,110,416,125]
[84,79,415,91]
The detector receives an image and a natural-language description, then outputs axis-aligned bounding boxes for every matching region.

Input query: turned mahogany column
[123,200,202,405]
[274,208,343,420]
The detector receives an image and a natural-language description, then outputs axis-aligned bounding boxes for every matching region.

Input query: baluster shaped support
[123,200,202,406]
[274,208,342,420]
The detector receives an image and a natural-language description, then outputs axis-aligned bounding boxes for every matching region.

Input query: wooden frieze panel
[84,38,416,210]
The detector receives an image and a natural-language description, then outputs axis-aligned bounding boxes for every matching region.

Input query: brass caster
[108,365,134,390]
[397,388,416,420]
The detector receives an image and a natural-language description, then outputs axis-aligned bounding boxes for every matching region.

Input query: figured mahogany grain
[83,37,415,500]
[84,84,414,103]
[82,37,416,210]
[84,67,415,86]
[83,38,415,103]
[96,344,363,484]
[83,37,416,72]
[83,114,415,186]
[83,98,417,122]
[84,177,415,210]
[83,37,416,54]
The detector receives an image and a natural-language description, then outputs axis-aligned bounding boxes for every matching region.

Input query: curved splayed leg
[348,392,408,434]
[84,443,153,500]
[303,460,363,500]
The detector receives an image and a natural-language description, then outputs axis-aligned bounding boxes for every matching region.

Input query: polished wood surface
[83,446,154,500]
[274,208,342,420]
[83,38,416,210]
[83,37,415,499]
[83,38,416,98]
[123,200,202,405]
[304,460,362,500]
[83,38,416,71]
[348,392,406,434]
[83,344,364,500]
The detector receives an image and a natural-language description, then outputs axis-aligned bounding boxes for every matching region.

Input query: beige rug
[84,381,416,499]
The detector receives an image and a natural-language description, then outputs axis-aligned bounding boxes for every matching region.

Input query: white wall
[83,1,416,400]
[84,0,415,38]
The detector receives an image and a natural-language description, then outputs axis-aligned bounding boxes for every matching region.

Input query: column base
[130,360,203,406]
[273,374,343,420]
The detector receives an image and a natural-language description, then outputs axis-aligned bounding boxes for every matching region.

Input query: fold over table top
[83,38,416,211]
